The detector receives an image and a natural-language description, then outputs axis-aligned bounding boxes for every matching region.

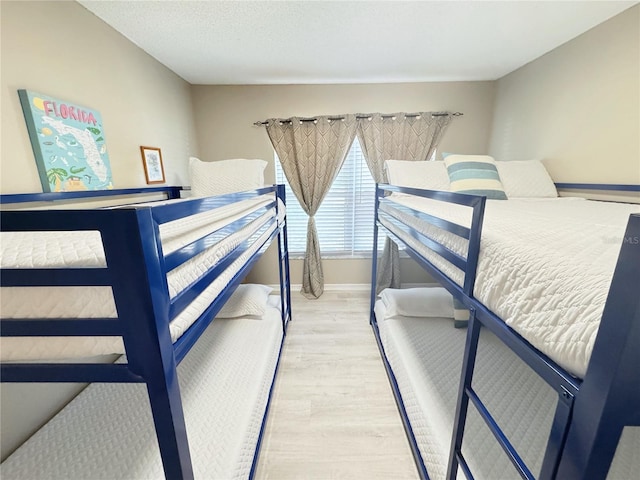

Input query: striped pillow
[444,155,508,200]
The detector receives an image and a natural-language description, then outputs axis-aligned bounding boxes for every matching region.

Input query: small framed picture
[140,146,165,184]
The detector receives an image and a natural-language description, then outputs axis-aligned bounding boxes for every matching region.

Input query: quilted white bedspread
[1,304,284,480]
[0,195,284,361]
[381,197,640,378]
[375,299,640,479]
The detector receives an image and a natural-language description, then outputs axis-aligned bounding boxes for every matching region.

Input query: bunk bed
[0,185,292,479]
[369,178,640,480]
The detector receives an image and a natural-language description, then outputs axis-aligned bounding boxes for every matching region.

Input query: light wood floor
[255,290,418,479]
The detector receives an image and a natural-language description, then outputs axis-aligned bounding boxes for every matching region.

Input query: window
[275,137,385,258]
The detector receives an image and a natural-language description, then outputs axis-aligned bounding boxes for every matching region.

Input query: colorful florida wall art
[18,90,114,192]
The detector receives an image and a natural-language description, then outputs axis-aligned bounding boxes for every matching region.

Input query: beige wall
[191,82,496,284]
[0,0,198,460]
[1,1,198,194]
[489,5,640,184]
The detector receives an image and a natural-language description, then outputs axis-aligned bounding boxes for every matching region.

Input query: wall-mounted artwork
[140,146,166,184]
[18,90,114,192]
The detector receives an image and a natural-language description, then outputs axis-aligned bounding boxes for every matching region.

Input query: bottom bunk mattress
[374,300,639,480]
[0,300,284,480]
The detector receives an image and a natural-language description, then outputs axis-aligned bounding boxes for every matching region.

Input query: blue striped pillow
[444,155,507,200]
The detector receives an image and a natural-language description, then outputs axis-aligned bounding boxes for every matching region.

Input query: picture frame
[18,89,114,192]
[140,146,165,184]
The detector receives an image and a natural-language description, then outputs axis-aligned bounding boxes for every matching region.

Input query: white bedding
[375,299,640,480]
[0,303,284,480]
[379,197,640,378]
[0,195,285,361]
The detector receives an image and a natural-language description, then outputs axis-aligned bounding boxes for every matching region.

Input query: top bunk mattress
[0,195,285,361]
[379,197,640,378]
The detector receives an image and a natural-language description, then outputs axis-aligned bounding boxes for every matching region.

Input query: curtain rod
[253,111,463,126]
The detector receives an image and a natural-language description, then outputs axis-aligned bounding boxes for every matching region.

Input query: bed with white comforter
[0,195,285,361]
[379,197,640,378]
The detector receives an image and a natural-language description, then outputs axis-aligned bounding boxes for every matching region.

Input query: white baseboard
[325,284,371,291]
[268,283,371,292]
[267,282,438,292]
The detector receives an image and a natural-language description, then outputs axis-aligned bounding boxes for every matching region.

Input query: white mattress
[0,303,284,480]
[374,300,640,480]
[0,195,284,361]
[379,197,640,378]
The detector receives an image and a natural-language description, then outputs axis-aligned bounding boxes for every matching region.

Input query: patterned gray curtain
[265,115,357,299]
[356,112,454,293]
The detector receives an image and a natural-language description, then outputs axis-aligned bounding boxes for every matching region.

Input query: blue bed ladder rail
[555,213,640,479]
[369,184,486,478]
[276,184,293,333]
[249,186,292,477]
[248,184,292,480]
[446,219,640,480]
[0,185,291,480]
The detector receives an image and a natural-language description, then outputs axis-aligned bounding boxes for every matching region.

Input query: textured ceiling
[79,1,636,85]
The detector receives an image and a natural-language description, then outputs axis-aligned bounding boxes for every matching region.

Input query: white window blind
[275,137,385,258]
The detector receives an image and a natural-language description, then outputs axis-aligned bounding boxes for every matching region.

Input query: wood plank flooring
[255,290,418,479]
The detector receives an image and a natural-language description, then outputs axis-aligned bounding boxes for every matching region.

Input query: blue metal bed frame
[369,183,639,480]
[0,185,292,480]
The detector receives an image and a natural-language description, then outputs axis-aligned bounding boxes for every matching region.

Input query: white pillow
[267,294,281,311]
[385,160,450,191]
[380,287,454,319]
[217,284,273,319]
[495,160,557,198]
[189,157,267,197]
